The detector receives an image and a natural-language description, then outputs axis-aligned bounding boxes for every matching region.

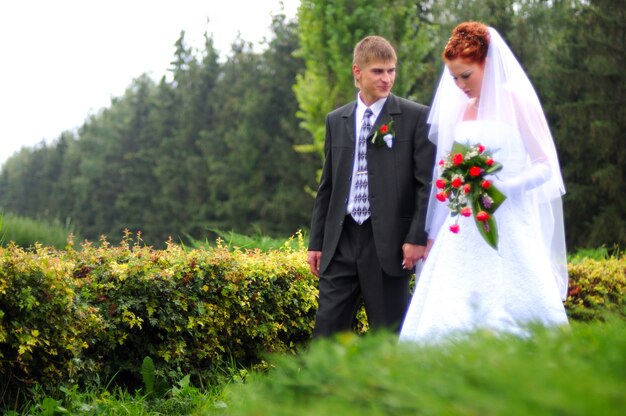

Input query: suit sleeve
[406,106,436,245]
[308,115,333,251]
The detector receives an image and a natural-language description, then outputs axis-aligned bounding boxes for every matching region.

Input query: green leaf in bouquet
[484,162,503,174]
[450,141,470,155]
[471,198,500,250]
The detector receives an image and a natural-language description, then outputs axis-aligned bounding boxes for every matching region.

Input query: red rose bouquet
[435,141,506,249]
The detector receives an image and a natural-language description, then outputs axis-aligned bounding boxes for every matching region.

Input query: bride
[400,22,569,343]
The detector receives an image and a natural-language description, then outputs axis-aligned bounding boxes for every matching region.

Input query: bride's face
[446,58,485,99]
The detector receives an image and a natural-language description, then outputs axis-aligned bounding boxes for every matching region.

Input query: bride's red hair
[443,22,490,63]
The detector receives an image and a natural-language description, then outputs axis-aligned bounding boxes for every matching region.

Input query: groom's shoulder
[392,94,429,113]
[327,101,355,119]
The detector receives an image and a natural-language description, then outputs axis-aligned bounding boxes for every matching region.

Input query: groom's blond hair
[353,35,397,68]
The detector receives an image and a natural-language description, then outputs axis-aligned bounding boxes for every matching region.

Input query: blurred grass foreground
[225,318,626,416]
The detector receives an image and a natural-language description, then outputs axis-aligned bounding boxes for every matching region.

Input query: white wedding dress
[400,120,568,343]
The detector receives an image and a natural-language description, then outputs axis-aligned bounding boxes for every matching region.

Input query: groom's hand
[402,243,425,270]
[307,250,322,277]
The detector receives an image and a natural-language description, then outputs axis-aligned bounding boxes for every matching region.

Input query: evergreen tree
[545,0,626,249]
[206,14,317,237]
[111,75,162,241]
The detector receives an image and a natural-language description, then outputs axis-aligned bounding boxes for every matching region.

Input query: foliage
[190,229,308,252]
[12,373,221,416]
[542,0,626,249]
[74,233,315,386]
[568,246,613,262]
[203,15,318,237]
[0,243,103,406]
[565,253,626,321]
[0,232,316,410]
[0,235,624,411]
[225,318,626,415]
[16,317,626,415]
[0,212,78,249]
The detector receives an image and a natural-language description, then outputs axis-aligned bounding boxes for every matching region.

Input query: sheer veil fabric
[425,27,568,299]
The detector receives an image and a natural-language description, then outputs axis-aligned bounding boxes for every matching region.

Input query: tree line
[0,0,623,250]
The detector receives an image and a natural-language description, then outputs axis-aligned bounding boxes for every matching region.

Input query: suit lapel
[367,94,402,143]
[341,102,357,142]
[341,94,402,144]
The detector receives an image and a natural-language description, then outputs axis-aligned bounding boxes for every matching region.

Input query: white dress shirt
[346,95,387,215]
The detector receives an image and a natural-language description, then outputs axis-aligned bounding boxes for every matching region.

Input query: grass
[0,212,78,249]
[568,245,620,263]
[188,228,307,252]
[7,362,242,416]
[225,318,626,415]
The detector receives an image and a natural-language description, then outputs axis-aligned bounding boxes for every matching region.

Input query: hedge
[0,233,624,408]
[0,233,316,407]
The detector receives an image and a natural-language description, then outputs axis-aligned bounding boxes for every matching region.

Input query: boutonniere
[371,120,395,148]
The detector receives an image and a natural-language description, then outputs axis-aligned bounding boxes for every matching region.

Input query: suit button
[339,220,344,226]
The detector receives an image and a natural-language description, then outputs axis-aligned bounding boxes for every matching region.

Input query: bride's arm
[492,92,555,195]
[491,162,552,195]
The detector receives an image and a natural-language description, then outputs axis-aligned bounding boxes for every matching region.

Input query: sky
[0,0,299,167]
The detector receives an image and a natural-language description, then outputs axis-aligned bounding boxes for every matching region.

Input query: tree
[205,14,317,237]
[543,0,626,249]
[151,30,222,243]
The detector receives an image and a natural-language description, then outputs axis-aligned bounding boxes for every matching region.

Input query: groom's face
[353,59,396,106]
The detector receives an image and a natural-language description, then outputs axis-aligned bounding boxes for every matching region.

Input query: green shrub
[565,254,626,321]
[0,236,624,411]
[225,318,626,415]
[0,243,103,406]
[63,232,317,391]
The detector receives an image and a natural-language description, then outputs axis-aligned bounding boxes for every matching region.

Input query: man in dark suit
[307,35,435,337]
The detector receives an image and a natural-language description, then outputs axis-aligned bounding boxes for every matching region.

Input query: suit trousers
[313,216,411,337]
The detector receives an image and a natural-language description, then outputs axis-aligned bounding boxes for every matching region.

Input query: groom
[307,35,435,337]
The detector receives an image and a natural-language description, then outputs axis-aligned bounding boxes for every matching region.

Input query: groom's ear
[352,63,361,88]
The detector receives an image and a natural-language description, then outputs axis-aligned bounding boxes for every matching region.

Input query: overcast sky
[0,0,299,167]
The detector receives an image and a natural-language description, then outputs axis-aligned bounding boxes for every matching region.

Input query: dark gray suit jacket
[308,94,435,276]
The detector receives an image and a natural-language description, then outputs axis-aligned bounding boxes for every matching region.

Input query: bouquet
[435,141,506,250]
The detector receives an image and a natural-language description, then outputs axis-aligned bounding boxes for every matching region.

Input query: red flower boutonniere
[371,120,395,148]
[436,141,507,250]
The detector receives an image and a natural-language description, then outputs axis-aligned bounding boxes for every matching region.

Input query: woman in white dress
[400,22,569,343]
